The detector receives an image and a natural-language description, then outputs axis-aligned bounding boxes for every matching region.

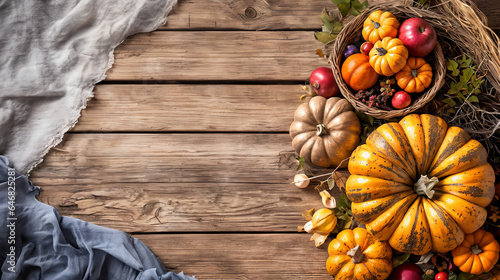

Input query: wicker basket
[330,4,446,120]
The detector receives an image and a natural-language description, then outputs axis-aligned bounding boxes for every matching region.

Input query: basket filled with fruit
[330,4,446,119]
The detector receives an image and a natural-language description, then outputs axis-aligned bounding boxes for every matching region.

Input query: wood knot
[245,7,257,18]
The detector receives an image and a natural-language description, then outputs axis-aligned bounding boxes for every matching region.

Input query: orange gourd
[342,53,379,91]
[369,37,409,76]
[452,229,500,275]
[326,228,393,279]
[346,114,495,255]
[362,10,400,44]
[395,57,433,93]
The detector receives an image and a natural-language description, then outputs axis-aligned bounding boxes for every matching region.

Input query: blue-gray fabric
[0,156,196,280]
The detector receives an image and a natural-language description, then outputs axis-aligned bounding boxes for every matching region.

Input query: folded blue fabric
[0,156,195,280]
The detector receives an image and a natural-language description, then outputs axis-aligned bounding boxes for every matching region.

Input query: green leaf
[337,192,351,212]
[337,3,351,18]
[331,0,351,5]
[392,253,411,268]
[457,91,466,102]
[458,54,472,68]
[448,81,464,95]
[320,9,335,33]
[446,59,459,72]
[467,95,479,102]
[296,157,305,171]
[448,271,458,280]
[331,20,343,34]
[350,0,367,16]
[457,272,473,280]
[442,98,457,107]
[460,68,474,84]
[314,31,338,44]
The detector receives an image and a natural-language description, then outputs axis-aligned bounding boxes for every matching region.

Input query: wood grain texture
[30,133,300,185]
[162,0,500,31]
[74,84,302,132]
[37,182,329,232]
[105,31,324,81]
[134,233,329,280]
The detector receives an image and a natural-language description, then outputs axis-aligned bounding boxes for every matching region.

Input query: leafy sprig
[443,54,485,114]
[314,0,368,44]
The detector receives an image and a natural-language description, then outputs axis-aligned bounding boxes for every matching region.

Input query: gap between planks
[160,0,499,31]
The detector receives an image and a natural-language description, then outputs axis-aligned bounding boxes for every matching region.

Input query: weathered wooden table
[31,0,499,279]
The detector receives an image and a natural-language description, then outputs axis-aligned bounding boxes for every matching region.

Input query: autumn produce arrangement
[290,0,500,279]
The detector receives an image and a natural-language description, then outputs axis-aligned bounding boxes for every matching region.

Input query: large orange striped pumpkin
[346,114,495,255]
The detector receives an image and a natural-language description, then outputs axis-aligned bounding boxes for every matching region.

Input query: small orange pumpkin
[395,57,433,93]
[326,228,393,279]
[452,229,500,275]
[369,37,409,76]
[362,10,400,44]
[342,53,379,91]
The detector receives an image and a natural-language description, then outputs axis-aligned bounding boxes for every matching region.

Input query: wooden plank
[37,182,329,232]
[105,31,324,81]
[30,133,301,185]
[134,233,329,280]
[74,84,303,132]
[162,0,500,31]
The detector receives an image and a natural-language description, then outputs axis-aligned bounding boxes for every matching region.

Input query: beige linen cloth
[0,0,176,174]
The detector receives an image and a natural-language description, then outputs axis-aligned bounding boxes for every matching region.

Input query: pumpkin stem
[316,124,327,136]
[347,244,365,264]
[471,244,483,255]
[414,175,439,199]
[371,19,381,29]
[376,47,388,56]
[411,69,418,77]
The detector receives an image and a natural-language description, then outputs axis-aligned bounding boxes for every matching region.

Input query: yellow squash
[326,228,393,279]
[369,37,409,76]
[395,57,433,93]
[362,10,400,44]
[346,114,495,255]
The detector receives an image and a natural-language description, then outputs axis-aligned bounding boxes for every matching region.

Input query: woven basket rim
[330,3,446,120]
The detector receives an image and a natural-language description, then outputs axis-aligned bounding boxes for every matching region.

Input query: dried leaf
[315,48,325,58]
[302,208,315,221]
[416,252,434,264]
[311,233,328,247]
[333,172,347,191]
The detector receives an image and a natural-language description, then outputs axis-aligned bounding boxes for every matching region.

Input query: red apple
[435,271,448,280]
[399,18,437,57]
[392,91,412,109]
[309,67,339,98]
[390,262,423,280]
[360,42,374,55]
